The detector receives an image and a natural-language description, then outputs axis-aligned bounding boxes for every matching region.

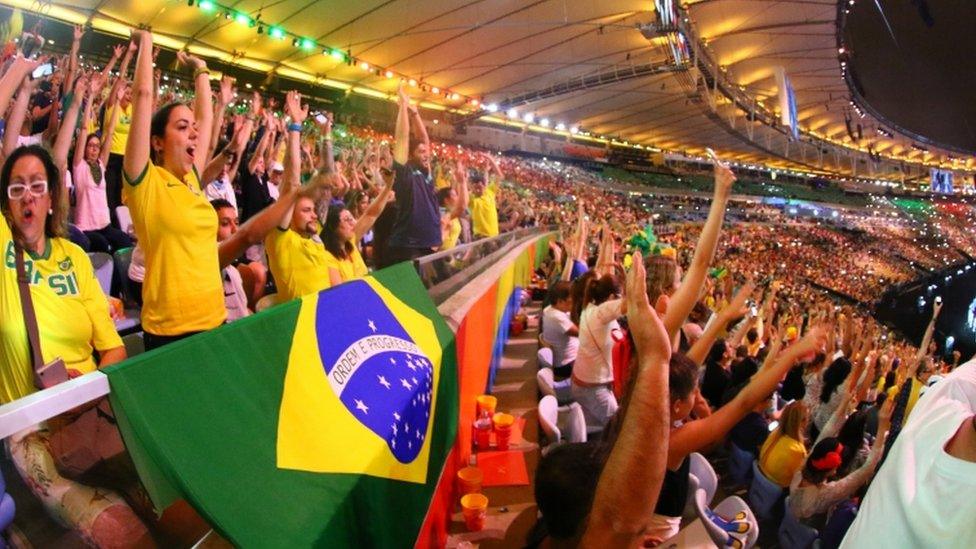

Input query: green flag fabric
[104,263,458,547]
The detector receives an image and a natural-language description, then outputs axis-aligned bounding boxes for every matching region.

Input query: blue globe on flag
[314,281,434,464]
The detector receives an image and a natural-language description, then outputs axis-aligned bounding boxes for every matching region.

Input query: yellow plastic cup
[460,493,488,531]
[492,413,515,450]
[476,395,497,417]
[456,466,483,496]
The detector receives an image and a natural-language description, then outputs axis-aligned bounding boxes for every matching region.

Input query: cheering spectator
[470,152,501,239]
[758,400,811,487]
[541,281,579,380]
[380,84,440,267]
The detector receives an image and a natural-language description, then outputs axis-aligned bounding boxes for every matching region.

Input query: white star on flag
[391,423,398,436]
[354,399,369,414]
[390,357,396,365]
[378,375,391,389]
[368,319,377,332]
[411,376,419,385]
[401,378,412,390]
[393,412,401,421]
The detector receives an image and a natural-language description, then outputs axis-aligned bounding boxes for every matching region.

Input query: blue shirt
[389,161,442,249]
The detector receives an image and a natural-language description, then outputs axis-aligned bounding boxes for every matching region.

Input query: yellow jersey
[266,228,332,302]
[470,181,499,238]
[105,102,132,156]
[124,162,225,335]
[0,217,122,403]
[758,432,807,488]
[323,245,368,284]
[441,214,461,250]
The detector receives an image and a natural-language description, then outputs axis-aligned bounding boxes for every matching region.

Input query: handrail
[0,226,556,439]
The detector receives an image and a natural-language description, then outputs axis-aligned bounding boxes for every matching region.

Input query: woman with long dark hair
[321,171,392,287]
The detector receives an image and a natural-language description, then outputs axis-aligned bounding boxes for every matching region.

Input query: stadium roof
[5,0,971,180]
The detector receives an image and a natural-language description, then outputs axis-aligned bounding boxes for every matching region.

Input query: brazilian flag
[104,263,459,547]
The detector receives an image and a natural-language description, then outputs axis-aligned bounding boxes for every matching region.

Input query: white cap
[270,161,284,172]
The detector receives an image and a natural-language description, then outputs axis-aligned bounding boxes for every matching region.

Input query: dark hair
[746,328,759,344]
[534,442,604,540]
[706,340,728,366]
[804,437,842,484]
[837,409,868,472]
[149,103,185,164]
[581,274,621,308]
[670,352,699,403]
[322,204,354,259]
[569,270,595,324]
[210,198,234,211]
[730,357,759,387]
[548,281,572,304]
[820,357,852,404]
[0,145,67,240]
[436,186,454,207]
[883,370,897,391]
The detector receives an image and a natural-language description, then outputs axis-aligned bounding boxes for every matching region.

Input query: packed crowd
[532,159,975,547]
[0,23,974,548]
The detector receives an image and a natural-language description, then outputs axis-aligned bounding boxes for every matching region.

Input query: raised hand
[315,110,333,136]
[111,43,125,59]
[714,161,735,197]
[284,90,308,124]
[73,25,86,42]
[176,50,206,71]
[219,75,236,105]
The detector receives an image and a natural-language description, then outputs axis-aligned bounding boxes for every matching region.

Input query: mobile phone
[31,63,53,80]
[315,113,328,124]
[767,420,780,432]
[705,147,719,163]
[750,306,758,317]
[935,296,943,305]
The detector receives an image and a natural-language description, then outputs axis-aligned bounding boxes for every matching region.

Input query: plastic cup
[476,395,497,417]
[460,493,488,532]
[456,466,483,496]
[492,412,515,450]
[474,420,492,450]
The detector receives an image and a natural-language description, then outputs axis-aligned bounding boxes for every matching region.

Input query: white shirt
[267,180,280,201]
[222,265,250,322]
[205,175,238,212]
[840,359,976,549]
[542,305,578,367]
[573,299,622,384]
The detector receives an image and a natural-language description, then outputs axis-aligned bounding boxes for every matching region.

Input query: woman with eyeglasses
[0,144,152,546]
[0,145,127,402]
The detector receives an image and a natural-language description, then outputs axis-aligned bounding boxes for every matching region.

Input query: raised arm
[449,160,470,220]
[687,280,755,365]
[64,26,84,97]
[354,170,393,242]
[0,56,39,118]
[52,75,87,173]
[123,30,154,182]
[99,84,123,167]
[176,50,213,175]
[662,161,735,341]
[582,252,670,546]
[2,77,34,160]
[393,84,410,165]
[670,325,826,463]
[209,75,235,161]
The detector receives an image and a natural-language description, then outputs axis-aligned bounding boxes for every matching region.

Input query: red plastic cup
[474,421,492,450]
[493,413,514,450]
[460,493,488,532]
